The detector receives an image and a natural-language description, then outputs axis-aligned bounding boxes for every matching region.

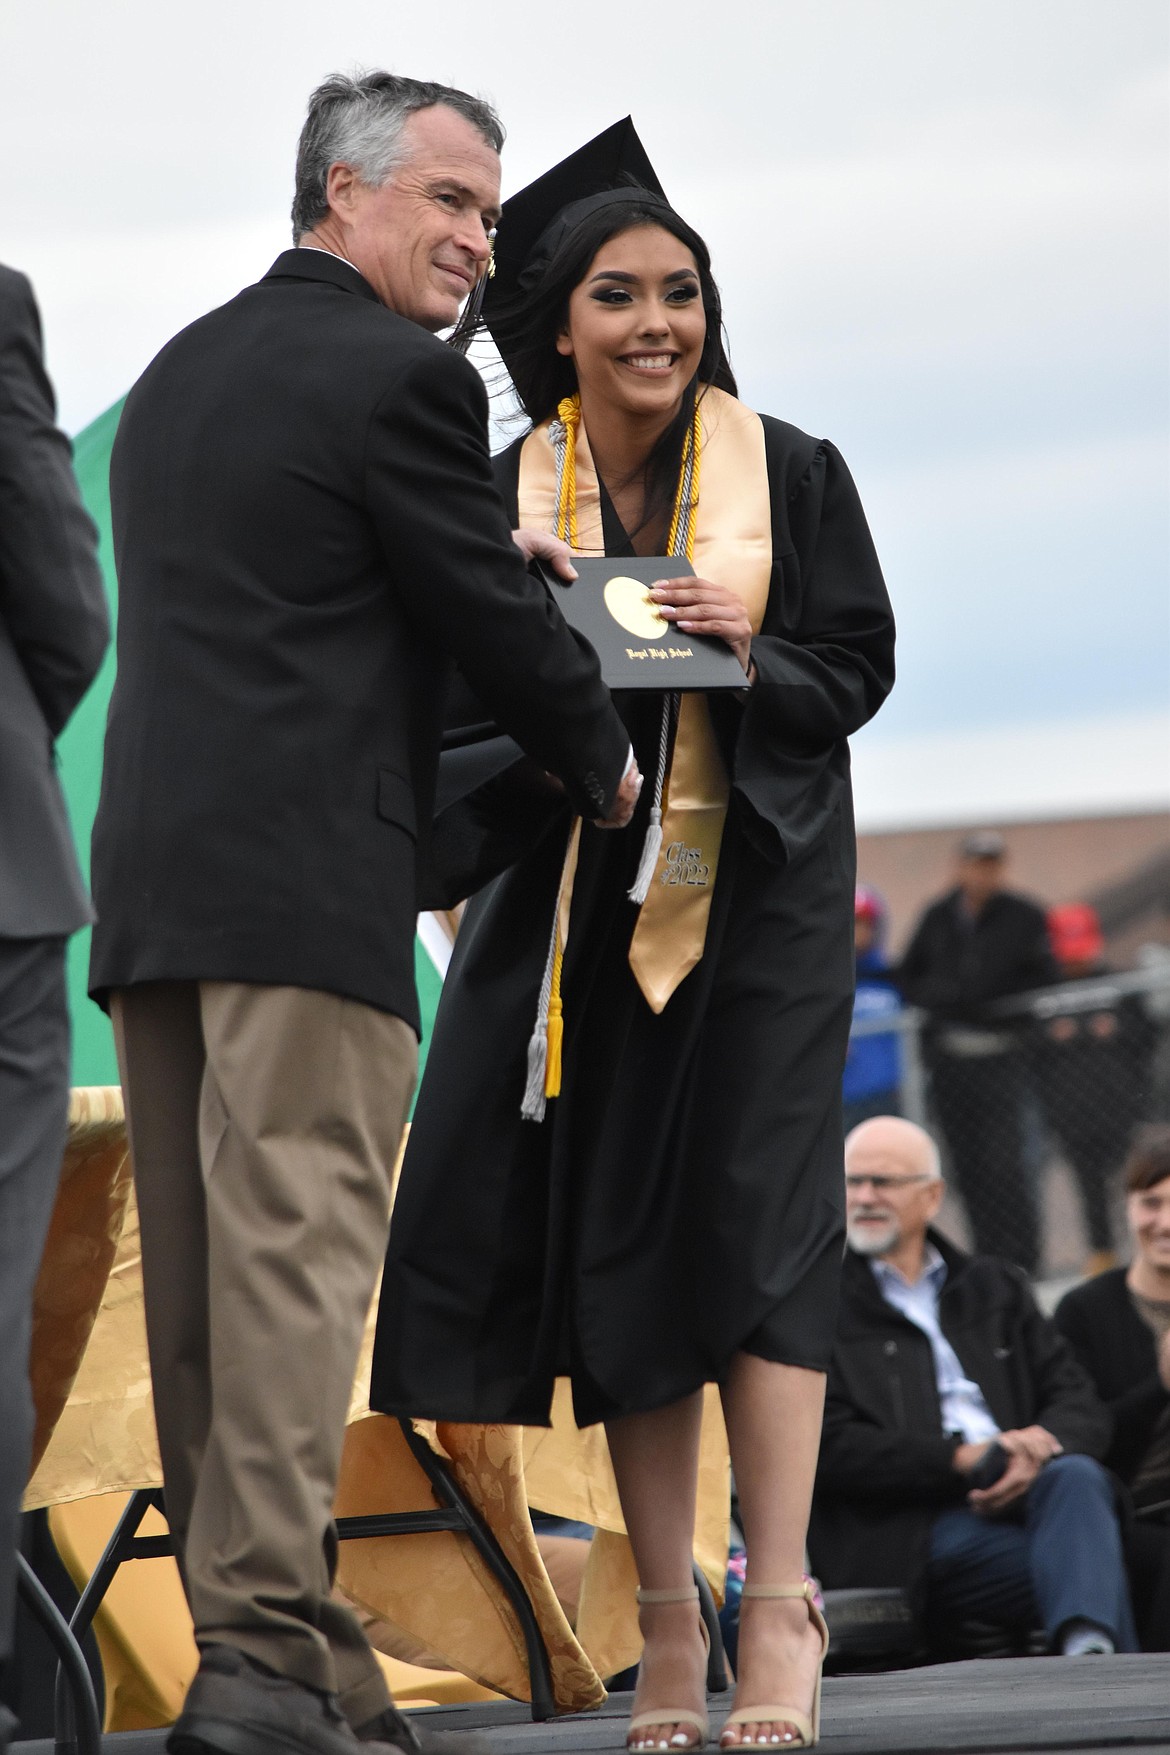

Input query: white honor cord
[628,443,692,904]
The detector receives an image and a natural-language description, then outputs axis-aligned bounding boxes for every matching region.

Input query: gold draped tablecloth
[28,1098,730,1709]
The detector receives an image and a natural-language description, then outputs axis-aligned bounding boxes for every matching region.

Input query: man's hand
[1001,1425,1064,1467]
[595,752,642,830]
[649,576,752,673]
[512,528,577,583]
[966,1427,1062,1515]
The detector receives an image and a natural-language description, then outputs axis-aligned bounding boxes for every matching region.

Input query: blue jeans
[926,1453,1137,1651]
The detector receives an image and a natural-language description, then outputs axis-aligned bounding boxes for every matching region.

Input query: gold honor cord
[517,388,772,1120]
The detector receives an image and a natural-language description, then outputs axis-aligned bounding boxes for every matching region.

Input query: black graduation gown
[371,415,895,1426]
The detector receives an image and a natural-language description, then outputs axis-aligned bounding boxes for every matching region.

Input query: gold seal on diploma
[603,574,669,641]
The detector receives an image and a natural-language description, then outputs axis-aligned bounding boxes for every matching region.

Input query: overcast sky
[4,0,1167,821]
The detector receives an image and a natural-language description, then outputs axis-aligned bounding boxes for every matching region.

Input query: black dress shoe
[355,1704,490,1754]
[353,1706,420,1752]
[169,1644,363,1755]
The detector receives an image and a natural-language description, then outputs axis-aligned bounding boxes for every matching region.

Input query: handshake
[601,751,644,829]
[513,526,644,830]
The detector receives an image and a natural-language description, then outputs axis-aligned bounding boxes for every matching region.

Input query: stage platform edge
[13,1654,1170,1755]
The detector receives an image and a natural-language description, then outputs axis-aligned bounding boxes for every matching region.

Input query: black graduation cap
[491,117,668,306]
[450,118,670,355]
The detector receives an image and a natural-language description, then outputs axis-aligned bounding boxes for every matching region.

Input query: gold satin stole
[517,386,772,1012]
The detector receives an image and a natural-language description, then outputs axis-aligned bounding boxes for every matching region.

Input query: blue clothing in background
[843,946,903,1109]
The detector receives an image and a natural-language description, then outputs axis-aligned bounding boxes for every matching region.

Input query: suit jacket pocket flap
[377,767,417,838]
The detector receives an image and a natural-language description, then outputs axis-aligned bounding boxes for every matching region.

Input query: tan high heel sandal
[627,1586,711,1751]
[719,1581,829,1751]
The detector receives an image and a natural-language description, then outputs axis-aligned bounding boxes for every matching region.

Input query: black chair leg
[15,1554,101,1755]
[399,1421,557,1722]
[694,1563,730,1693]
[63,1489,163,1652]
[54,1489,164,1753]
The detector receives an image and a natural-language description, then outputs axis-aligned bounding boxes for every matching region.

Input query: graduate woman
[371,122,895,1751]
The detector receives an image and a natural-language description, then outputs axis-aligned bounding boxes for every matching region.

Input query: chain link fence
[844,960,1170,1279]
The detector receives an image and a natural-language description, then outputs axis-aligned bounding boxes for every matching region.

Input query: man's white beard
[846,1216,900,1256]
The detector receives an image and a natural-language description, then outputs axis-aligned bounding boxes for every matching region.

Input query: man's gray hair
[291,71,504,241]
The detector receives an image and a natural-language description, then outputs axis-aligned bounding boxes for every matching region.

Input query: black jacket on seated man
[808,1230,1111,1606]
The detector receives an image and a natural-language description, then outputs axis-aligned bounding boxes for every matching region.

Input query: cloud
[3,0,1165,809]
[851,708,1170,830]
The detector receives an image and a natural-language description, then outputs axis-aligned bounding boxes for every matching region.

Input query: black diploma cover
[533,556,748,691]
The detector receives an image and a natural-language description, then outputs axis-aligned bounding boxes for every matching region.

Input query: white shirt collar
[871,1241,946,1292]
[296,244,367,280]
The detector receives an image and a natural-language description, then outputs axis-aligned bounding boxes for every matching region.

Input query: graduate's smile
[556,224,706,419]
[618,350,681,374]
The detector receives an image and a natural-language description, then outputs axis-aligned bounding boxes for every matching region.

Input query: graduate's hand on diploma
[511,527,578,582]
[650,576,753,675]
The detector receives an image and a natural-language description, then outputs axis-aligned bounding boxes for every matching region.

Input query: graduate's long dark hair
[488,200,737,542]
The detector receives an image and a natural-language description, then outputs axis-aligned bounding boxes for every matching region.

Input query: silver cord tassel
[521,824,577,1123]
[521,905,560,1123]
[628,432,695,903]
[628,694,673,904]
[521,421,575,1121]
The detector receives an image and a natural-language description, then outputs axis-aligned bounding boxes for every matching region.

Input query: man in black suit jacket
[0,263,107,1742]
[89,71,635,1755]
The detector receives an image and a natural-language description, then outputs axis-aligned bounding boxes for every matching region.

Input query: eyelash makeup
[589,284,701,305]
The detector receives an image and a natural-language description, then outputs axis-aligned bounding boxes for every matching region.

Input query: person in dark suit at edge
[88,72,637,1755]
[0,263,108,1750]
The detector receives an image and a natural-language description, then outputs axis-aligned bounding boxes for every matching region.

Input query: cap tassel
[448,227,497,356]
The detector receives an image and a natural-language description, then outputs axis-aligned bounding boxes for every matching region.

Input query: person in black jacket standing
[0,264,108,1745]
[1055,1127,1170,1648]
[1033,903,1157,1276]
[898,831,1056,1272]
[808,1116,1135,1657]
[89,73,635,1755]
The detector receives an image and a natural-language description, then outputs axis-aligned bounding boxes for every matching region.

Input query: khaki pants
[112,981,417,1721]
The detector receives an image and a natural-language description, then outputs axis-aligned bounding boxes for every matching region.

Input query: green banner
[56,403,445,1089]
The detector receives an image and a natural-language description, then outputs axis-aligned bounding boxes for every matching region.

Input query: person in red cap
[1049,903,1105,974]
[1032,903,1158,1276]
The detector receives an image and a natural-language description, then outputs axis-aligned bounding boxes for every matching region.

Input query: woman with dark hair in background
[371,122,895,1750]
[1055,1127,1170,1648]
